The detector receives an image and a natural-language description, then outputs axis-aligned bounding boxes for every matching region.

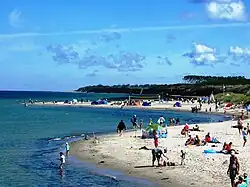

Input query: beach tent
[72,99,78,104]
[225,103,232,108]
[142,102,151,106]
[144,123,168,139]
[174,102,181,107]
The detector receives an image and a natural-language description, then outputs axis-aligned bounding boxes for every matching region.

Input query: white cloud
[183,43,218,66]
[8,9,22,28]
[228,46,250,65]
[207,0,247,21]
[0,22,250,39]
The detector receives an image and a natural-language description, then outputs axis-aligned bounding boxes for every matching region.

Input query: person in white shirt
[59,152,66,169]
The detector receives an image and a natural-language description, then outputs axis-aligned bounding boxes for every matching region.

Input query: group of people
[58,142,70,171]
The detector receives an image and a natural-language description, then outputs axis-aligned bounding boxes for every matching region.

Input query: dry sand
[71,118,250,187]
[32,100,247,116]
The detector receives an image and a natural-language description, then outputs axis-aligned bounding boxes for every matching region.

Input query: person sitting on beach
[152,148,168,167]
[192,125,200,131]
[227,151,240,187]
[185,135,195,146]
[234,176,247,187]
[243,173,248,186]
[59,152,66,170]
[205,133,211,143]
[221,142,233,154]
[194,135,203,146]
[117,120,126,136]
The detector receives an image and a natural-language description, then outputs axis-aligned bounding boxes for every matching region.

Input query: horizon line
[0,22,250,38]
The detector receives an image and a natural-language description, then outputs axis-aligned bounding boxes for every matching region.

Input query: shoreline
[70,118,250,187]
[28,101,248,118]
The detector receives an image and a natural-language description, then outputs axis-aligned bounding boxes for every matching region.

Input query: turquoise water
[0,91,230,187]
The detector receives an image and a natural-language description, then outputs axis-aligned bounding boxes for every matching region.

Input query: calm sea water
[0,91,230,187]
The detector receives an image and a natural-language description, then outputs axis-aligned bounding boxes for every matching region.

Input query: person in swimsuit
[117,120,126,136]
[152,148,168,166]
[237,118,243,135]
[227,151,240,187]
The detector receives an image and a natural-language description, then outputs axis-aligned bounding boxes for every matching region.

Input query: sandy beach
[70,117,250,187]
[31,100,247,117]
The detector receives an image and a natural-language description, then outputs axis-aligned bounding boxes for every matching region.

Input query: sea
[0,91,230,187]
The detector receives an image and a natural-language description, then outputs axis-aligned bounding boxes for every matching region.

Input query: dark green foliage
[76,75,250,97]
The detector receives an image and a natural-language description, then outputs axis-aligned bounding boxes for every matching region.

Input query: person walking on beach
[117,120,126,136]
[65,142,70,156]
[180,150,186,165]
[59,152,66,170]
[227,151,240,187]
[242,127,248,147]
[237,118,243,135]
[247,123,250,135]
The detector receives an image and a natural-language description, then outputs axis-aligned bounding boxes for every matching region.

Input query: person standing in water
[117,120,126,136]
[59,152,66,169]
[131,115,137,128]
[65,142,70,156]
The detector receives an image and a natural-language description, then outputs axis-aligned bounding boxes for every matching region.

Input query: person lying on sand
[152,148,168,167]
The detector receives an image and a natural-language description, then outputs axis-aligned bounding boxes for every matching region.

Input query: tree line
[183,75,250,85]
[76,75,250,96]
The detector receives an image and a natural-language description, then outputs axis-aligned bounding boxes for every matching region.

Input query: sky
[0,0,250,91]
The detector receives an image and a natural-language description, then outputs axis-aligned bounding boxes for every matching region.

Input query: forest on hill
[76,75,250,97]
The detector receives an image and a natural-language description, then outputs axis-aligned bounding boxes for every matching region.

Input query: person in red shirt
[153,130,159,148]
[205,133,211,143]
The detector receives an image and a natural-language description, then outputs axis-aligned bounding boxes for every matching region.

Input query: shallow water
[0,91,230,187]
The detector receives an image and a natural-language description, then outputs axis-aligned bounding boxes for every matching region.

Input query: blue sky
[0,0,250,91]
